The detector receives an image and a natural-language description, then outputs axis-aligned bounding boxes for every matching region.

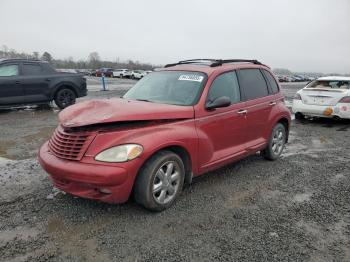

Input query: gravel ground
[0,80,349,261]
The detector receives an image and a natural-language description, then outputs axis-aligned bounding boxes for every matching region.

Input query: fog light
[323,107,333,116]
[98,188,112,194]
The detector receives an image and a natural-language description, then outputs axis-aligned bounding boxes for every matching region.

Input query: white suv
[131,70,147,79]
[112,69,131,78]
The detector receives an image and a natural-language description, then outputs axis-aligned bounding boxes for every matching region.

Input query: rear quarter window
[262,70,279,94]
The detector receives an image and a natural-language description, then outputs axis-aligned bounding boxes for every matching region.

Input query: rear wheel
[134,150,185,211]
[54,88,76,109]
[262,123,286,160]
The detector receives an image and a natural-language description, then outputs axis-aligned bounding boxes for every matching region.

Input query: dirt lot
[0,79,349,261]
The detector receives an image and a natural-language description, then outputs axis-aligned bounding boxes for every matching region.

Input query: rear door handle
[15,80,20,84]
[237,109,247,115]
[45,78,51,82]
[269,101,277,106]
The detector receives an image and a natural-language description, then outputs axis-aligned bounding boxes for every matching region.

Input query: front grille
[48,126,96,161]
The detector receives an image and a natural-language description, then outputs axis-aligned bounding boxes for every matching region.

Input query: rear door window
[0,64,19,77]
[238,69,269,100]
[22,63,43,75]
[207,71,241,104]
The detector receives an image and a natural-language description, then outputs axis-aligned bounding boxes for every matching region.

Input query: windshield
[307,80,350,89]
[123,71,207,106]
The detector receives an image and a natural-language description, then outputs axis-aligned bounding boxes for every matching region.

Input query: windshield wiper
[121,96,153,102]
[135,99,152,102]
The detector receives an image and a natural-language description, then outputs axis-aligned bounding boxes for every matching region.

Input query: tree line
[0,46,156,70]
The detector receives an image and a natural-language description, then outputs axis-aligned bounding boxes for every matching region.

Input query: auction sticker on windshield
[178,74,204,82]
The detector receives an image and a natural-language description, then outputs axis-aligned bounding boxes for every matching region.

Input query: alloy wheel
[152,161,181,204]
[58,90,74,107]
[271,127,285,155]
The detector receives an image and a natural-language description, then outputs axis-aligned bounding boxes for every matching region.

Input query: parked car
[131,70,147,79]
[39,59,291,211]
[112,69,131,78]
[277,75,295,82]
[76,69,91,76]
[291,75,304,82]
[277,75,288,82]
[285,76,295,82]
[293,75,312,82]
[0,59,87,109]
[95,68,114,77]
[89,69,99,76]
[292,76,350,119]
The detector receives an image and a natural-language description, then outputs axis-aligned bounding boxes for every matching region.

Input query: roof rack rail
[164,59,217,68]
[164,59,269,68]
[0,58,42,62]
[210,59,264,67]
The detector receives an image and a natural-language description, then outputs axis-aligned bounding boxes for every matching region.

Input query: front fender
[84,119,199,174]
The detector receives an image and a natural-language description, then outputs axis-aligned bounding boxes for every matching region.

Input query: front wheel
[262,123,286,160]
[54,88,76,109]
[134,150,185,211]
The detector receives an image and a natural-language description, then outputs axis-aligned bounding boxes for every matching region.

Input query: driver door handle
[269,101,277,106]
[237,109,247,115]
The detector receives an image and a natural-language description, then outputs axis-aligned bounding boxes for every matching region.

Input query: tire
[134,150,185,211]
[262,123,286,161]
[295,112,305,120]
[54,88,76,109]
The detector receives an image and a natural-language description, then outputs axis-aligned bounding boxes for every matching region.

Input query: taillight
[294,93,302,100]
[339,96,350,103]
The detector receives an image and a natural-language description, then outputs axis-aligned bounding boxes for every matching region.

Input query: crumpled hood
[59,98,194,128]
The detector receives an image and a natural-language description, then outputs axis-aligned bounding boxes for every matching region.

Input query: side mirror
[205,96,231,110]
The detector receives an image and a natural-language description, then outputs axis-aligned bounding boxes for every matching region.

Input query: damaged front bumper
[38,141,133,203]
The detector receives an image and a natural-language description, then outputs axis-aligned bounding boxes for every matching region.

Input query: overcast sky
[0,0,349,73]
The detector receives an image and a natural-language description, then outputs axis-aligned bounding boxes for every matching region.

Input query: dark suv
[0,59,87,109]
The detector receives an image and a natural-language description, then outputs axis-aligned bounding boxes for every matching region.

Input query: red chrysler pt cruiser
[39,59,291,211]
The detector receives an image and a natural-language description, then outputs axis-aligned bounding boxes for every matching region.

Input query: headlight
[95,144,143,163]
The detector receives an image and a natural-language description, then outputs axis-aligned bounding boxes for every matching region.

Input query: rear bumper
[292,100,350,119]
[38,141,132,203]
